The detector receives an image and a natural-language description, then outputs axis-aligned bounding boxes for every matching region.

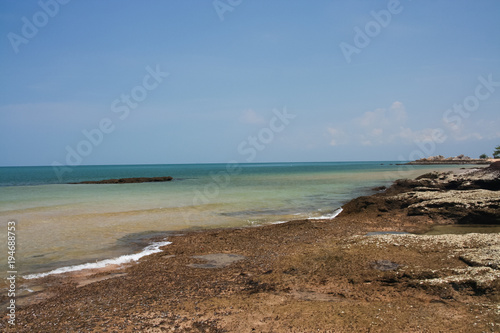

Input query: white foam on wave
[270,207,344,224]
[270,220,290,225]
[307,207,343,220]
[23,240,172,280]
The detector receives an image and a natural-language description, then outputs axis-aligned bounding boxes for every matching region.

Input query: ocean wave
[270,220,290,225]
[307,207,343,220]
[23,241,171,280]
[270,208,344,224]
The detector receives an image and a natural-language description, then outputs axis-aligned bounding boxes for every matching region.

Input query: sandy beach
[2,165,499,332]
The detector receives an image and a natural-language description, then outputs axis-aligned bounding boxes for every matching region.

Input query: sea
[0,162,458,278]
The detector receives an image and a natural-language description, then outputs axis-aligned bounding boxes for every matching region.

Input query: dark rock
[372,186,387,192]
[341,195,390,215]
[283,267,297,275]
[488,161,500,171]
[415,172,442,180]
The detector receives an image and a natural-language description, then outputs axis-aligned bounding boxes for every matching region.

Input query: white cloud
[355,101,407,129]
[397,127,441,142]
[327,101,500,151]
[327,101,439,146]
[240,109,266,125]
[390,101,407,122]
[327,127,346,146]
[443,117,500,142]
[361,139,372,146]
[355,108,386,128]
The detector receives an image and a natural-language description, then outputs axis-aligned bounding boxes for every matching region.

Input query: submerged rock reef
[70,176,173,184]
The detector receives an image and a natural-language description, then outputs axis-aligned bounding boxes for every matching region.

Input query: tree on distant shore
[494,146,500,159]
[479,153,489,159]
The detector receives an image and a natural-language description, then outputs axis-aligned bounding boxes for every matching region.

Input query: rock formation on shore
[70,176,173,184]
[344,162,500,225]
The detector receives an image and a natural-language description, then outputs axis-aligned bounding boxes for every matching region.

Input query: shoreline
[22,240,172,280]
[2,165,499,332]
[13,208,347,280]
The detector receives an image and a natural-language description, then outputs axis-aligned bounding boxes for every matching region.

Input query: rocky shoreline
[344,161,500,226]
[2,165,499,332]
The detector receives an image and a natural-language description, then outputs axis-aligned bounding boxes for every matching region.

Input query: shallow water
[0,162,463,276]
[423,224,500,235]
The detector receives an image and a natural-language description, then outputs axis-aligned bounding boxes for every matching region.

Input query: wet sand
[2,168,499,332]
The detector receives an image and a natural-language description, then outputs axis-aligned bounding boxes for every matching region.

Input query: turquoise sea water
[0,162,459,277]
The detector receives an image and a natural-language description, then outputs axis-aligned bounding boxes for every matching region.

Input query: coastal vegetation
[494,145,500,159]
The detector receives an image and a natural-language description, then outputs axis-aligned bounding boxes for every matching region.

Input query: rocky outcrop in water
[71,176,173,184]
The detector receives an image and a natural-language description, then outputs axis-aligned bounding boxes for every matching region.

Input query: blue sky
[1,0,499,166]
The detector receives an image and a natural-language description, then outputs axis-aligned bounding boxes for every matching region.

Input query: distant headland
[407,154,495,165]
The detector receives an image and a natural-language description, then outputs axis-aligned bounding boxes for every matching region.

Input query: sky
[1,0,499,166]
